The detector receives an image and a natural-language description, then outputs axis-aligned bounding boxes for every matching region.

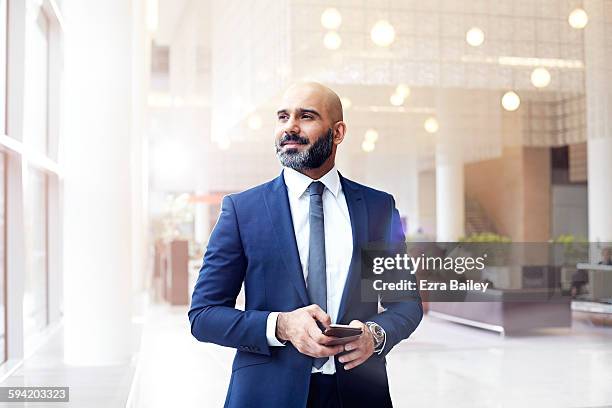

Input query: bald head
[275,81,347,177]
[281,82,343,123]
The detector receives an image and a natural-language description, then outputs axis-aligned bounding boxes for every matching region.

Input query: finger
[306,341,343,358]
[344,356,367,370]
[309,330,337,345]
[306,321,324,339]
[316,334,340,346]
[348,321,365,339]
[343,340,362,352]
[320,344,344,357]
[338,349,362,364]
[301,337,331,357]
[349,320,363,328]
[305,321,336,345]
[305,320,336,347]
[308,305,332,328]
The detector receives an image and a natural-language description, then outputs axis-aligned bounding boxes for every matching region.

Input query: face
[274,86,340,170]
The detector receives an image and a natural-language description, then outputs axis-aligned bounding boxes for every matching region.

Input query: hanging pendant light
[321,8,342,30]
[501,91,521,111]
[371,20,395,47]
[323,31,342,50]
[531,67,551,88]
[466,27,485,47]
[568,8,588,29]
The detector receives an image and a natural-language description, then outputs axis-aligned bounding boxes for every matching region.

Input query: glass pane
[22,7,49,152]
[23,168,48,340]
[0,153,5,363]
[0,0,7,134]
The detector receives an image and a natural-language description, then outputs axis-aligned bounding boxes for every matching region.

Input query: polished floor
[1,304,610,407]
[0,326,137,408]
[130,304,612,408]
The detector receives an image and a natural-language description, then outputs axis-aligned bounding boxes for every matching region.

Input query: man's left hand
[337,320,374,370]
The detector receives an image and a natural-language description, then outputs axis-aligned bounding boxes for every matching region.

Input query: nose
[283,115,300,135]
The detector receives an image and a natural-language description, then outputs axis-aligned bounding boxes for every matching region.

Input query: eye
[301,113,314,120]
[277,113,289,121]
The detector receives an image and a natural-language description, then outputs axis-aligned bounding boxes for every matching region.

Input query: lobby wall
[465,146,551,242]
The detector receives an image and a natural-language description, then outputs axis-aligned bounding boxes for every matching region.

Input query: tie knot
[308,181,325,196]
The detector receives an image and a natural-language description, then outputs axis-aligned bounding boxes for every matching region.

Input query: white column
[401,160,419,235]
[435,143,465,241]
[194,196,211,245]
[61,0,135,365]
[435,89,465,242]
[587,139,612,242]
[584,0,612,243]
[362,149,419,235]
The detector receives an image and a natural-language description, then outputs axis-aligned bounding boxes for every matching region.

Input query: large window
[0,0,62,364]
[0,0,7,365]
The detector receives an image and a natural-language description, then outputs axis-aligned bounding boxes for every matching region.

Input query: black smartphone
[323,324,362,345]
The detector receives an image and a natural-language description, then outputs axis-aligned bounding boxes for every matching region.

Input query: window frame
[0,0,63,373]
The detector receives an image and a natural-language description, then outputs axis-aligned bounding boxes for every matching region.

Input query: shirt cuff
[266,312,286,347]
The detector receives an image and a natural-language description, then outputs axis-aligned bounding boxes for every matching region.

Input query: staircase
[465,197,497,235]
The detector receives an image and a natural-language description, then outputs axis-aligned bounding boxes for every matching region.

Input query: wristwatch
[365,321,386,353]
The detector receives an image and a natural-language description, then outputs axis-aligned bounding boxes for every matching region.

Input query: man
[189,82,422,408]
[600,247,612,266]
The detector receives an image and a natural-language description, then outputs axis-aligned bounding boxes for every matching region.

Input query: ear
[333,121,346,145]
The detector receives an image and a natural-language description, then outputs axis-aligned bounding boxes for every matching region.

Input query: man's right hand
[276,305,344,358]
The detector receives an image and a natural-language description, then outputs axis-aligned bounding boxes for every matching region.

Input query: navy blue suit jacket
[188,172,422,408]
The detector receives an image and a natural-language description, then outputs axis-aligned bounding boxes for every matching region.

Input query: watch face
[368,323,384,345]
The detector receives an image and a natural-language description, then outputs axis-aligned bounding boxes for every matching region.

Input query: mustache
[279,133,309,146]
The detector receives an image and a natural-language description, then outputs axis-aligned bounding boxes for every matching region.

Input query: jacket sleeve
[188,195,271,356]
[367,195,423,358]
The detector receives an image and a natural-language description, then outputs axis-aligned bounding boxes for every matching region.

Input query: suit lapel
[263,173,310,306]
[337,174,368,322]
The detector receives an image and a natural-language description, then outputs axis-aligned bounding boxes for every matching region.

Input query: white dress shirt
[265,166,353,374]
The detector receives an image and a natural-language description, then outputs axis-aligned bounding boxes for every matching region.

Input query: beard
[275,128,333,170]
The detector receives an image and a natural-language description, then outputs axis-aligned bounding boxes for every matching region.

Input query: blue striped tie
[307,181,327,369]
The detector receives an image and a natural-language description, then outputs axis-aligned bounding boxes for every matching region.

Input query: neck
[297,157,335,180]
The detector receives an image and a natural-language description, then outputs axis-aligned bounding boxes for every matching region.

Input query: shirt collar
[283,166,341,199]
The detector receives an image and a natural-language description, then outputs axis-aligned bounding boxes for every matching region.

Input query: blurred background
[0,0,611,406]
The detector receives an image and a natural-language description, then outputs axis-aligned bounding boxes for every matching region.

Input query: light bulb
[568,8,588,29]
[323,31,342,50]
[466,27,485,47]
[362,140,375,152]
[321,8,342,30]
[395,84,411,98]
[371,20,395,47]
[501,91,521,111]
[531,67,551,88]
[364,129,379,143]
[424,117,439,134]
[389,93,404,106]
